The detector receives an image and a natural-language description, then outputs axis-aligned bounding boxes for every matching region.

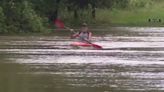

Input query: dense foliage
[0,0,157,33]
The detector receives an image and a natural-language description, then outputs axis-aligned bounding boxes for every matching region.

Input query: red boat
[70,42,102,49]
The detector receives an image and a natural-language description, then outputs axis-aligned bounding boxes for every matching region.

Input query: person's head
[81,23,88,32]
[82,23,87,27]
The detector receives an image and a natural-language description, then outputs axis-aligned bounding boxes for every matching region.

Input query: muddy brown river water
[0,27,164,92]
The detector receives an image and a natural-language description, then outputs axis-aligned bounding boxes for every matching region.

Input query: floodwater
[0,27,164,92]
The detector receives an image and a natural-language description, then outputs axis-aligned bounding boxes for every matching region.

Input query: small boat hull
[70,42,94,49]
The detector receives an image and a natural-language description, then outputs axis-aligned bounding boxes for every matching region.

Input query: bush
[0,6,7,33]
[128,0,153,8]
[21,1,45,32]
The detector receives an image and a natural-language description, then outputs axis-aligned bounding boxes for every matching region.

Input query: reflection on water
[0,27,164,92]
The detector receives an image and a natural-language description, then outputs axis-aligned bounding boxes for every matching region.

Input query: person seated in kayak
[70,23,92,43]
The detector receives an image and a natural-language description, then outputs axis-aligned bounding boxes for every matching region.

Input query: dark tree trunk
[92,7,96,19]
[49,0,60,22]
[74,9,78,19]
[92,9,95,19]
[91,3,96,19]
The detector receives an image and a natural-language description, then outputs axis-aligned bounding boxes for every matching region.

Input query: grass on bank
[95,1,164,26]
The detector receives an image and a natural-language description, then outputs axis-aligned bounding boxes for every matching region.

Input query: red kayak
[70,42,102,49]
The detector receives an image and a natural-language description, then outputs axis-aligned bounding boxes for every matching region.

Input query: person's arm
[70,29,79,39]
[88,32,92,41]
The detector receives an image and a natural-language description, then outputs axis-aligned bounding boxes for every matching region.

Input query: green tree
[21,1,45,32]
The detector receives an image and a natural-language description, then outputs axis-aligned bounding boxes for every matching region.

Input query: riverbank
[94,1,164,27]
[1,0,164,35]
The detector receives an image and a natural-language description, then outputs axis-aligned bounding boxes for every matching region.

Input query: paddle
[54,19,103,49]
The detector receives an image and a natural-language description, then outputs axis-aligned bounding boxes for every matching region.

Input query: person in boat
[70,23,92,43]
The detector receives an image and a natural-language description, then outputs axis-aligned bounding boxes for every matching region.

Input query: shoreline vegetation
[0,0,164,34]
